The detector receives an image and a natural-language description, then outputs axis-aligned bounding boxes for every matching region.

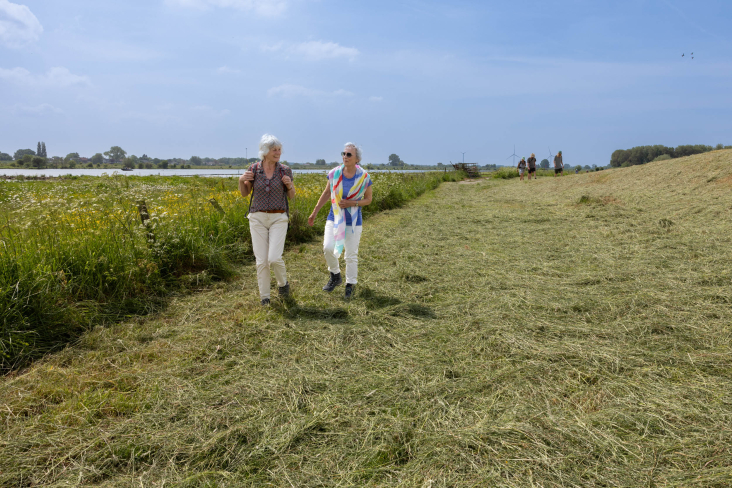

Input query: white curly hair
[343,142,362,162]
[258,134,282,160]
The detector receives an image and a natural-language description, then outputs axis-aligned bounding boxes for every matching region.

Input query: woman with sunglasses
[308,143,372,299]
[239,134,296,305]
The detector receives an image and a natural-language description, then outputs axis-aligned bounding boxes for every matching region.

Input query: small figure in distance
[527,153,537,180]
[517,157,527,181]
[575,167,579,174]
[554,150,563,176]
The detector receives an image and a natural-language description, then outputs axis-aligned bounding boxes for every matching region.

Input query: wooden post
[208,198,225,215]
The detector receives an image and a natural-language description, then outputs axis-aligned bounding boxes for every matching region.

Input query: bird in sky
[682,53,685,57]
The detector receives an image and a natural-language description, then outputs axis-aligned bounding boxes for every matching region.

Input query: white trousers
[248,212,289,299]
[323,220,363,285]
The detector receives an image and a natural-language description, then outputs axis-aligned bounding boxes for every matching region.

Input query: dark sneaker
[322,272,342,292]
[344,283,355,299]
[278,282,290,297]
[261,298,270,306]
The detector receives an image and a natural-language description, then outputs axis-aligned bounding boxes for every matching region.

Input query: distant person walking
[527,153,537,180]
[308,143,373,299]
[554,151,564,176]
[517,157,527,181]
[239,134,296,306]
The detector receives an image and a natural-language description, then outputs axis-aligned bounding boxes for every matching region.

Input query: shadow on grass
[357,287,402,308]
[389,303,437,319]
[274,299,351,322]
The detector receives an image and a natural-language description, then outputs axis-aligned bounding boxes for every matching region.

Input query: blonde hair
[531,153,535,157]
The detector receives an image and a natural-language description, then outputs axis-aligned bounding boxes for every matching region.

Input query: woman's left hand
[281,175,293,189]
[339,199,354,209]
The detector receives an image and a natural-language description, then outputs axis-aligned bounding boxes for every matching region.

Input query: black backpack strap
[280,164,290,217]
[247,162,260,214]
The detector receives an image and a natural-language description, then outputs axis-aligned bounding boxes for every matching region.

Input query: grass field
[0,171,461,369]
[1,151,732,486]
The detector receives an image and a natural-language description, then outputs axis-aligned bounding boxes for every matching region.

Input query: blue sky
[1,0,731,166]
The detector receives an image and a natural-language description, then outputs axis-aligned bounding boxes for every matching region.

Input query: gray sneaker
[261,298,270,306]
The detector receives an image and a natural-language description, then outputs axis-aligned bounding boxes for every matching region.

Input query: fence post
[136,200,155,242]
[208,198,225,215]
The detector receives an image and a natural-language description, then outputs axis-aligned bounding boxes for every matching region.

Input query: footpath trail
[2,153,732,487]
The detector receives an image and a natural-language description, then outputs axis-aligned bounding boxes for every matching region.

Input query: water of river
[0,168,432,178]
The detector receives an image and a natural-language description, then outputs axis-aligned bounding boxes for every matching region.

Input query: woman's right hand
[307,214,316,227]
[240,169,254,183]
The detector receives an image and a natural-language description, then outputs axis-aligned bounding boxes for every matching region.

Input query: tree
[41,142,47,158]
[32,156,46,168]
[540,159,550,169]
[65,152,80,161]
[160,160,169,169]
[189,156,203,165]
[22,154,33,166]
[14,149,35,160]
[122,157,135,169]
[91,153,104,165]
[316,159,326,165]
[388,153,403,166]
[37,142,42,157]
[104,146,127,163]
[0,152,11,161]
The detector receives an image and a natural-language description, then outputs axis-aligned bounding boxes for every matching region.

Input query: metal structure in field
[451,162,480,178]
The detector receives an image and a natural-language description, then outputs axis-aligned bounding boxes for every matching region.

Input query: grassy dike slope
[2,151,732,486]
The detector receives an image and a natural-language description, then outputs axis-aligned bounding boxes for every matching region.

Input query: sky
[1,0,731,167]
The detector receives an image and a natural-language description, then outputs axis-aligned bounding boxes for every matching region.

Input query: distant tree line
[610,143,731,168]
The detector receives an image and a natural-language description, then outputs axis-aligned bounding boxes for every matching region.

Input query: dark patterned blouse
[248,162,293,213]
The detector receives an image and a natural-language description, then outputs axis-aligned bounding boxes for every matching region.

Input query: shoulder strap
[280,164,290,217]
[247,162,260,214]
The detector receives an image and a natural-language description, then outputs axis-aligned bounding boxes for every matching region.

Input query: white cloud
[292,41,359,61]
[192,104,230,117]
[267,84,354,99]
[369,96,383,102]
[58,38,163,62]
[262,40,359,61]
[164,0,286,16]
[0,0,43,47]
[217,65,241,74]
[0,67,91,87]
[122,104,230,125]
[10,103,63,115]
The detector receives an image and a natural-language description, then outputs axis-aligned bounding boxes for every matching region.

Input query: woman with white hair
[308,143,372,299]
[239,134,296,305]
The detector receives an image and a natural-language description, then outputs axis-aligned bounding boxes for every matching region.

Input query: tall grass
[0,171,463,369]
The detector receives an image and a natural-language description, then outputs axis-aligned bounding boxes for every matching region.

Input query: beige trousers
[248,212,289,299]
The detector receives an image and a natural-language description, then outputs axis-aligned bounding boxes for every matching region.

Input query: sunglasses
[341,152,353,157]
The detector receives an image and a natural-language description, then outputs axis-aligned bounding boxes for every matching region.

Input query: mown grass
[490,167,558,179]
[0,171,463,370]
[1,150,732,486]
